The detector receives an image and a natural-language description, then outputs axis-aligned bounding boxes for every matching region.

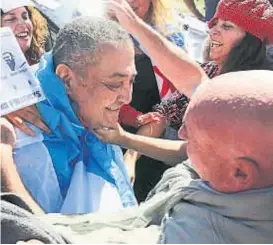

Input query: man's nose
[118,84,133,105]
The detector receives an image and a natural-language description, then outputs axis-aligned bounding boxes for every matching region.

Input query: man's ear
[55,64,76,95]
[232,157,260,191]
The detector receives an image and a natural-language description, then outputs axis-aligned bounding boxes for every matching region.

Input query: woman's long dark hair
[221,32,269,74]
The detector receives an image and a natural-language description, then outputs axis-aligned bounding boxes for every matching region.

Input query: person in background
[1,2,48,65]
[1,1,50,134]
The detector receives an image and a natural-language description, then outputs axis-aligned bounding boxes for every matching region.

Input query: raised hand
[106,0,139,32]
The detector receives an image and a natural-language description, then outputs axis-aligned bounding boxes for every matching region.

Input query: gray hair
[53,16,132,76]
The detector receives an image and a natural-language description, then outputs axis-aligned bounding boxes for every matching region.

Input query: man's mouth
[105,106,120,112]
[15,31,30,39]
[210,40,223,48]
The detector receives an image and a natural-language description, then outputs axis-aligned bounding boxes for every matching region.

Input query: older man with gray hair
[1,16,137,214]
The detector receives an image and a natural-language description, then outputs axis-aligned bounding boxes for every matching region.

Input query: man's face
[72,42,136,130]
[179,104,273,193]
[178,107,236,192]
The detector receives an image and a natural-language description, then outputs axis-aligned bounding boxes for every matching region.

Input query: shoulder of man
[159,201,219,243]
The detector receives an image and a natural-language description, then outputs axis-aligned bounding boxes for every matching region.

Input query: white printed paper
[0,27,45,116]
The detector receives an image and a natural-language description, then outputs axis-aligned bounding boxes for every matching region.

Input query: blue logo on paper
[2,52,16,71]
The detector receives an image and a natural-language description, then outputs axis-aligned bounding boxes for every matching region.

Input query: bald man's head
[179,70,273,193]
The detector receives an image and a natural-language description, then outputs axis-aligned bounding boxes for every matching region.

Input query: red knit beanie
[208,0,273,44]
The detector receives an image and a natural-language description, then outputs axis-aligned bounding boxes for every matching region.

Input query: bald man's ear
[55,64,76,95]
[232,158,260,191]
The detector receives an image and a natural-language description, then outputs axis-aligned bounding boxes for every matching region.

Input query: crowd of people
[1,0,273,243]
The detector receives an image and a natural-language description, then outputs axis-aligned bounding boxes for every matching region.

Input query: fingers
[92,126,114,141]
[104,0,137,27]
[27,117,51,135]
[137,112,166,126]
[7,106,51,135]
[137,120,166,138]
[104,0,123,13]
[136,114,152,126]
[93,123,123,144]
[105,5,119,22]
[18,106,51,134]
[6,114,35,136]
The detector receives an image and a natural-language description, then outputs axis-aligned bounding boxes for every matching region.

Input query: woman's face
[1,7,34,53]
[209,19,246,65]
[127,0,152,20]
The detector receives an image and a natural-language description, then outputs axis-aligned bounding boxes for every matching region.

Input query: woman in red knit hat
[108,0,273,130]
[206,0,273,73]
[150,0,273,133]
[95,0,273,172]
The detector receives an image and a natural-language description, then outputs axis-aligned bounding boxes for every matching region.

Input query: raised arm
[107,0,208,97]
[0,118,44,214]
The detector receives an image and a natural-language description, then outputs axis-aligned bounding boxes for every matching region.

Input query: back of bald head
[188,70,273,131]
[185,70,273,188]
